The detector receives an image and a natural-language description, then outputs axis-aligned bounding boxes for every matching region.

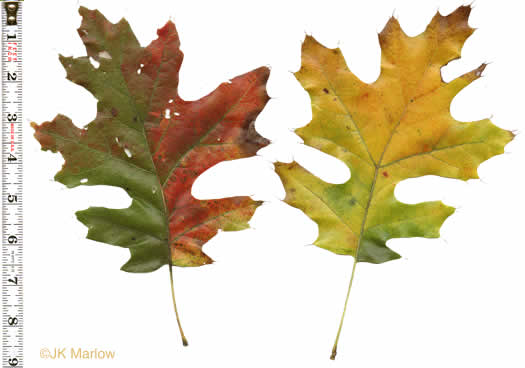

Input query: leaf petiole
[330,259,358,360]
[169,263,188,346]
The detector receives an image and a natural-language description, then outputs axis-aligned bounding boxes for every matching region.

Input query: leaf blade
[276,6,513,264]
[33,8,270,272]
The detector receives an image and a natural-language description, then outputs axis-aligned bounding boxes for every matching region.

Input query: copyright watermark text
[40,347,115,360]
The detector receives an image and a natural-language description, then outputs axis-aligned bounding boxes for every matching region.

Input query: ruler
[1,1,23,368]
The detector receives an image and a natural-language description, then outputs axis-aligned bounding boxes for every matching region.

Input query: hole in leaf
[98,51,112,60]
[124,148,132,158]
[89,57,99,69]
[80,178,88,184]
[165,109,170,119]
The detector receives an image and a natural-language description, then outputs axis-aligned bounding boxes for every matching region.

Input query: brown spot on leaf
[382,171,389,177]
[240,118,270,154]
[323,88,329,94]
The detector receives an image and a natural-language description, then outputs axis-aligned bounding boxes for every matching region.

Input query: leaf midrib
[106,32,259,263]
[315,41,443,260]
[95,28,172,255]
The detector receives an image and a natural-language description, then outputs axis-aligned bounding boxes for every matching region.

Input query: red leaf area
[142,23,270,265]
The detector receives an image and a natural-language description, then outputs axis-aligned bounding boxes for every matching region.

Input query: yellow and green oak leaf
[276,6,513,264]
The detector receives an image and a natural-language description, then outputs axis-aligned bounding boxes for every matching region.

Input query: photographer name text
[40,347,115,360]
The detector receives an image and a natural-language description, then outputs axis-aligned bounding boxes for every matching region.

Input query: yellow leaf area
[276,6,513,264]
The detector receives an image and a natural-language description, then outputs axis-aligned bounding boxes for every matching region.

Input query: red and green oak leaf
[32,7,270,272]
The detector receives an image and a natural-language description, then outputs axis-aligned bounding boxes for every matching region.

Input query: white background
[11,0,525,367]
